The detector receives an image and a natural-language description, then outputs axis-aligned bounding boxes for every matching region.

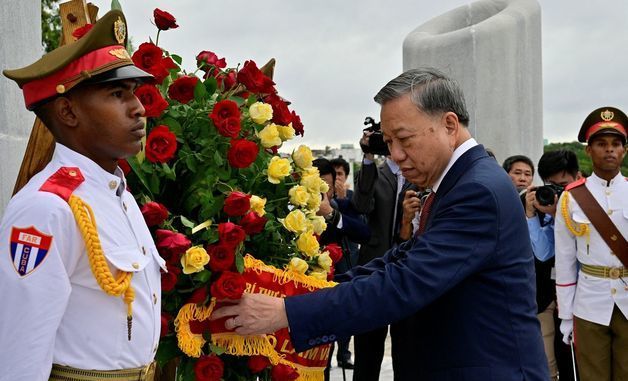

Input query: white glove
[560,319,573,345]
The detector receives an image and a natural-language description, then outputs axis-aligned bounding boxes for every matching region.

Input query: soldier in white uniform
[555,106,628,381]
[0,10,165,381]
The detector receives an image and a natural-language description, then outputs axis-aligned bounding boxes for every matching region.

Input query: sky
[89,0,628,151]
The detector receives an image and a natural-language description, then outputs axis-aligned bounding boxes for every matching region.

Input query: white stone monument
[0,0,41,215]
[403,0,543,167]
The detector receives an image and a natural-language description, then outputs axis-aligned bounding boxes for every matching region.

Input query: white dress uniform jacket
[554,172,628,325]
[0,144,166,381]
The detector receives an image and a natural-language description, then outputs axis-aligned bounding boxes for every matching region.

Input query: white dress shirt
[0,143,166,380]
[554,172,628,326]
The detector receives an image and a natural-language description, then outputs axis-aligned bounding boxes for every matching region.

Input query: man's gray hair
[374,67,469,126]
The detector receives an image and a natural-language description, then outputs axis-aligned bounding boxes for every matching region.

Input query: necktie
[417,192,435,236]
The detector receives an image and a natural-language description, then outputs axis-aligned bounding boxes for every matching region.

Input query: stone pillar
[403,0,543,167]
[0,0,41,215]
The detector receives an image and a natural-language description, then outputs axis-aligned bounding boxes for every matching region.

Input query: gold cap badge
[114,16,126,44]
[601,109,614,121]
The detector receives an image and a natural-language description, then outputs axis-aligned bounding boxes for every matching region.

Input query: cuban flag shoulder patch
[9,226,53,277]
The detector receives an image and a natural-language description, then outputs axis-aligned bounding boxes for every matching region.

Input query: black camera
[535,184,564,206]
[361,117,390,156]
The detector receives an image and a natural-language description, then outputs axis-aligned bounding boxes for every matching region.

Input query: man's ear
[51,96,79,128]
[442,112,459,135]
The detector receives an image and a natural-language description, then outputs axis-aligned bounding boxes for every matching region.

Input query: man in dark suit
[212,68,549,381]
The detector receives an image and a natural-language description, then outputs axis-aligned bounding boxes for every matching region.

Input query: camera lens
[535,185,563,206]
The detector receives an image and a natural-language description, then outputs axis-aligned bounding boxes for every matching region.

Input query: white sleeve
[0,193,76,381]
[554,192,578,320]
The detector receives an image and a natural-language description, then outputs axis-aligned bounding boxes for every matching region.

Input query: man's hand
[402,190,421,224]
[317,192,334,217]
[335,179,347,199]
[360,131,375,161]
[524,186,538,218]
[560,318,573,345]
[210,293,289,335]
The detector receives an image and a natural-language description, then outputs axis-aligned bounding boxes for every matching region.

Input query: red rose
[161,265,180,292]
[146,125,177,163]
[223,191,251,216]
[168,76,199,104]
[118,159,131,175]
[217,70,237,90]
[207,243,235,272]
[324,243,343,264]
[264,93,292,126]
[327,266,335,281]
[188,286,209,305]
[227,139,259,169]
[194,355,224,381]
[140,201,169,227]
[290,111,304,136]
[196,50,227,75]
[248,355,271,373]
[210,271,246,300]
[132,43,176,84]
[160,313,171,337]
[240,212,268,235]
[156,229,191,258]
[153,8,179,31]
[218,222,246,248]
[237,60,275,94]
[215,117,241,138]
[271,364,299,381]
[210,100,241,137]
[72,23,93,39]
[135,84,168,118]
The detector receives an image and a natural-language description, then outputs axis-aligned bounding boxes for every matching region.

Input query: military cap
[3,9,152,110]
[578,106,627,144]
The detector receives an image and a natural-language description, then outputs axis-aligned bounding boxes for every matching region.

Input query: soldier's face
[70,79,146,170]
[586,135,626,174]
[381,94,457,189]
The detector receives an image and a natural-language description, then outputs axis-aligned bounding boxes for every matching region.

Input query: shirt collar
[386,157,401,175]
[52,143,126,196]
[588,171,624,188]
[431,138,478,193]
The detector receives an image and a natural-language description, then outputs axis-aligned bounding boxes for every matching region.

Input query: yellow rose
[287,257,309,274]
[292,145,314,169]
[249,195,267,216]
[300,172,322,193]
[317,252,332,271]
[309,269,328,281]
[306,191,321,211]
[319,178,329,194]
[281,209,308,234]
[258,123,282,148]
[267,156,292,184]
[296,230,320,257]
[288,185,310,207]
[309,214,327,235]
[249,102,273,125]
[277,124,295,141]
[180,246,210,274]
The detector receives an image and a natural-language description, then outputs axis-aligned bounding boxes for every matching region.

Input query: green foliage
[544,141,627,177]
[42,0,61,52]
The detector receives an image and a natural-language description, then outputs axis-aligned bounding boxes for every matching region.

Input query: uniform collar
[52,143,126,196]
[588,171,624,188]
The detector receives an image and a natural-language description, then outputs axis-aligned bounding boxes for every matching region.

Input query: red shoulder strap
[39,167,85,202]
[565,177,586,191]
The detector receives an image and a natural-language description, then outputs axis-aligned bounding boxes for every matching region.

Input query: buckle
[139,362,156,381]
[608,267,621,280]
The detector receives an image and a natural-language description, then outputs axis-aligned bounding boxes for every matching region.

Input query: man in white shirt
[554,106,628,381]
[0,10,164,381]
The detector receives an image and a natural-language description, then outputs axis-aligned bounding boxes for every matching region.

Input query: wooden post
[12,0,98,195]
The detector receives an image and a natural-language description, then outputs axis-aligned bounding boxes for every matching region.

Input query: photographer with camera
[523,150,582,381]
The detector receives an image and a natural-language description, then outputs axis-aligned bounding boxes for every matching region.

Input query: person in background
[524,149,582,381]
[503,154,535,191]
[0,10,163,381]
[555,107,628,381]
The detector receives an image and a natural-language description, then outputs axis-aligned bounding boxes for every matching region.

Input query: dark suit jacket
[285,145,548,381]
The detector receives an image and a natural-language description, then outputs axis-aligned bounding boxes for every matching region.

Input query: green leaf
[235,252,244,273]
[161,117,182,136]
[228,96,246,106]
[213,150,224,167]
[246,93,258,106]
[193,269,211,283]
[185,154,198,173]
[194,80,207,103]
[177,358,195,381]
[161,163,176,181]
[171,54,183,65]
[126,156,154,198]
[204,76,218,97]
[149,173,161,194]
[209,343,226,355]
[155,336,180,368]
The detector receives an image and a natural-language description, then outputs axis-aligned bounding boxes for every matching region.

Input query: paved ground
[329,334,393,380]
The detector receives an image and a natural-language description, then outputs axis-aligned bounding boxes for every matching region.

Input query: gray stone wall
[0,0,41,216]
[403,0,543,168]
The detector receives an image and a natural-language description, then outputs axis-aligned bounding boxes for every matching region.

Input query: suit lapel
[381,163,398,192]
[436,144,488,198]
